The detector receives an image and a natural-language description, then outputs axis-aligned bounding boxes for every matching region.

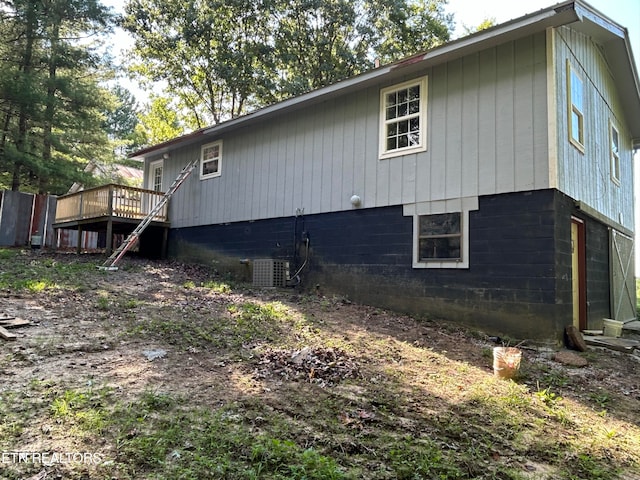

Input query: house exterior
[131,0,640,343]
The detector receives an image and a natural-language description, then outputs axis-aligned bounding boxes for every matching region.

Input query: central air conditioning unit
[252,259,289,287]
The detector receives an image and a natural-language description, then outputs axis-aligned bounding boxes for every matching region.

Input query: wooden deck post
[76,226,82,254]
[106,186,114,255]
[106,219,113,255]
[161,227,169,259]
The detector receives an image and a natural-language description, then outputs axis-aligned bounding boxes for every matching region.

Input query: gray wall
[157,32,551,229]
[552,26,635,231]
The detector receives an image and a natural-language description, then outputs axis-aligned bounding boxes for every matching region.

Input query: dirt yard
[1,250,639,479]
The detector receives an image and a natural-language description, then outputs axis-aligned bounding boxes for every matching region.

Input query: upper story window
[200,141,222,180]
[379,76,428,159]
[610,120,620,185]
[567,60,585,152]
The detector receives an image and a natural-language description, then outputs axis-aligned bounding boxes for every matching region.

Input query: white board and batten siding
[552,26,635,232]
[162,32,551,230]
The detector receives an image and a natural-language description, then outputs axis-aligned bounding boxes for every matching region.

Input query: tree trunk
[12,0,38,192]
[40,20,59,194]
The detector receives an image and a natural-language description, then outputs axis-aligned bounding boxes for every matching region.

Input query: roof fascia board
[574,2,625,39]
[397,5,579,69]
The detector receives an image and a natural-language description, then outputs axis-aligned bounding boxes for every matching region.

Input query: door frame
[571,217,587,330]
[148,160,164,192]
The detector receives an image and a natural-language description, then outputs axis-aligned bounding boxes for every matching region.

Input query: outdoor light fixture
[350,195,361,207]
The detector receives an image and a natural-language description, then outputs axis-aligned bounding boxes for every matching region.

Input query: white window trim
[609,119,621,185]
[566,60,585,153]
[379,76,428,160]
[148,159,163,192]
[403,197,478,269]
[200,140,223,180]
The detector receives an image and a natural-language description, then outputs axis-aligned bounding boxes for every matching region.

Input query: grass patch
[130,299,313,351]
[109,392,346,479]
[0,249,100,291]
[203,279,232,293]
[50,387,109,434]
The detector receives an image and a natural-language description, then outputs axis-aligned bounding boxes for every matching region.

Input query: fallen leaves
[252,346,360,387]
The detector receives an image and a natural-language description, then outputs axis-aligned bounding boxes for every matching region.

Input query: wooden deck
[53,184,169,255]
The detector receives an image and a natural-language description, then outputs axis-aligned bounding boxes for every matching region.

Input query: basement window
[567,60,585,152]
[609,120,620,185]
[200,141,222,179]
[379,76,428,159]
[418,213,462,262]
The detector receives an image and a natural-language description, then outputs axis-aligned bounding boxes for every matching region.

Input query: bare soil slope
[1,250,639,479]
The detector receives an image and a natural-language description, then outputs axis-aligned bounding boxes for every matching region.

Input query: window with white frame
[379,76,428,159]
[418,213,462,262]
[567,61,585,151]
[610,120,620,184]
[200,141,222,179]
[148,160,163,192]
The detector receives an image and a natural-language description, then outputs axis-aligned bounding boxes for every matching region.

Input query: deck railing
[54,184,168,224]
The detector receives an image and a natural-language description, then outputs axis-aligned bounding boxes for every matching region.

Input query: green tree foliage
[123,0,276,128]
[462,17,497,35]
[103,85,144,158]
[122,0,453,128]
[367,0,454,63]
[272,0,369,97]
[0,0,114,194]
[134,95,184,147]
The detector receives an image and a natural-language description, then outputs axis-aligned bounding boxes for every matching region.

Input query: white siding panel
[267,123,281,217]
[319,101,334,213]
[445,58,463,199]
[291,118,305,212]
[461,54,480,197]
[477,48,497,194]
[245,129,258,219]
[363,87,378,209]
[310,105,325,214]
[275,121,288,218]
[429,64,447,200]
[514,36,536,191]
[331,102,346,211]
[300,110,315,214]
[495,42,516,193]
[352,89,368,207]
[388,156,404,205]
[341,97,356,208]
[401,154,417,205]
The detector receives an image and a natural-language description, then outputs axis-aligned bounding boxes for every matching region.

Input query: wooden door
[610,229,635,321]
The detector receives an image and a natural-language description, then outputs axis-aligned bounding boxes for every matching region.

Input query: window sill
[569,138,585,154]
[379,144,426,160]
[412,259,469,269]
[200,172,221,180]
